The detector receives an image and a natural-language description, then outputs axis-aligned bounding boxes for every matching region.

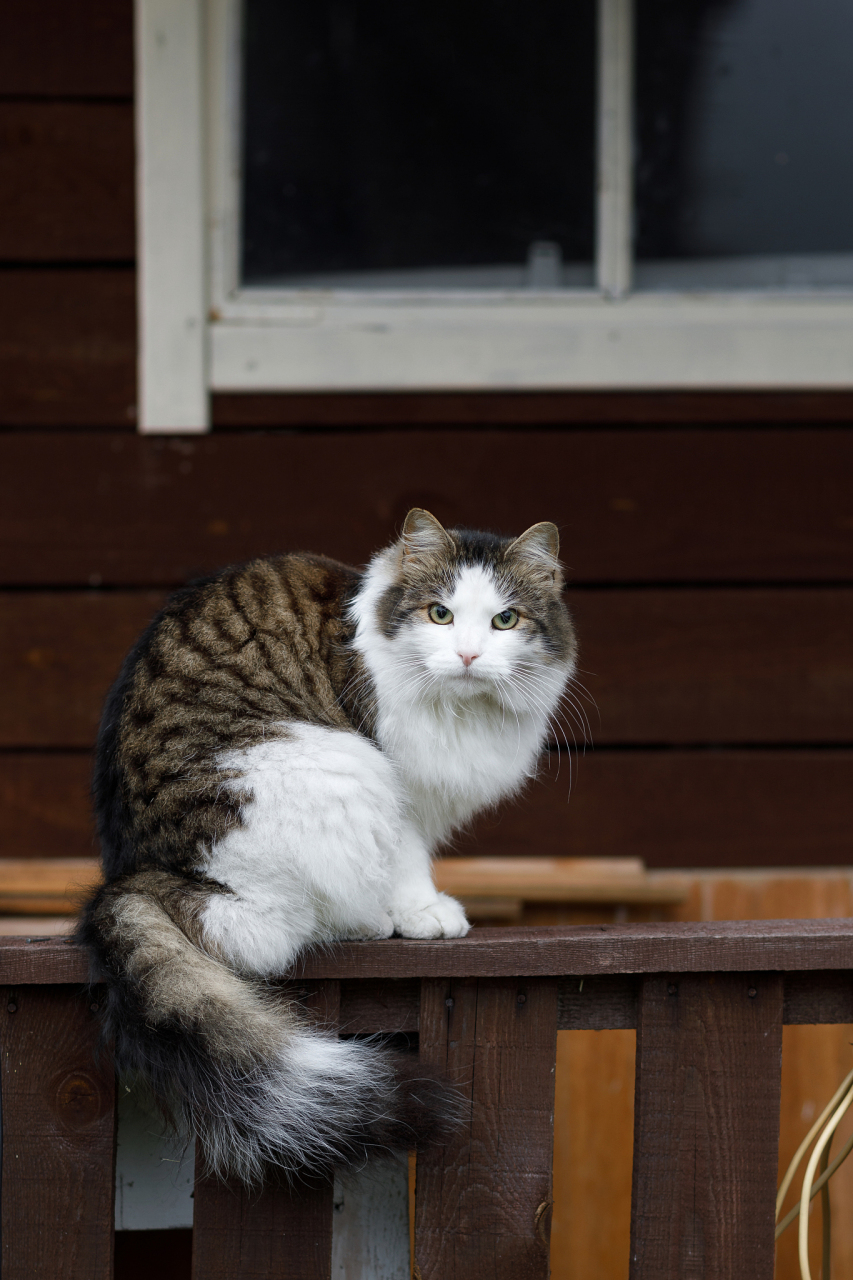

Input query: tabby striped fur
[78,510,576,1184]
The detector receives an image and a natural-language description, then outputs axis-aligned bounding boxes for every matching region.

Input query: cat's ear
[400,509,454,560]
[506,522,562,584]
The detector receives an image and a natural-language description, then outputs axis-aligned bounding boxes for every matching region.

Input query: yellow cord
[798,1082,853,1280]
[776,1067,853,1220]
[775,1126,853,1239]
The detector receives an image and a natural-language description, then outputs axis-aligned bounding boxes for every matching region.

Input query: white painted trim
[596,0,633,298]
[133,0,853,399]
[209,294,853,391]
[136,0,209,432]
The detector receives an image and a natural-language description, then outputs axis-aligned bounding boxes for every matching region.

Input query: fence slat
[414,977,558,1279]
[0,984,115,1280]
[191,980,339,1280]
[629,972,783,1280]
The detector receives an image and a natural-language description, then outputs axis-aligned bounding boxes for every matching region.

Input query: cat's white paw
[392,893,470,940]
[345,912,395,941]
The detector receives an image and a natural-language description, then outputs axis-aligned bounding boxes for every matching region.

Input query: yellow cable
[798,1083,853,1280]
[776,1068,853,1220]
[775,1126,853,1239]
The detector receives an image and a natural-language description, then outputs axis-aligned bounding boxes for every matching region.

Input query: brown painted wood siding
[1,0,851,883]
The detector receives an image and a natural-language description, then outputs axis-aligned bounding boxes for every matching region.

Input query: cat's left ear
[506,522,563,585]
[400,508,454,561]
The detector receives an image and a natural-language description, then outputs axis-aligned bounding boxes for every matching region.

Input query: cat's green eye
[492,609,519,630]
[428,604,454,625]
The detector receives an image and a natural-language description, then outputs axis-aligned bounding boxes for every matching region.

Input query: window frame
[135,0,853,432]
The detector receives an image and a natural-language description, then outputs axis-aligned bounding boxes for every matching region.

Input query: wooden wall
[2,0,852,874]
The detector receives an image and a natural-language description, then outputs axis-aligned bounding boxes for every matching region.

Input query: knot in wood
[53,1072,103,1129]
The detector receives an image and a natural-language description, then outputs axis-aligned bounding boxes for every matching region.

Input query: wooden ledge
[2,920,853,986]
[0,856,688,918]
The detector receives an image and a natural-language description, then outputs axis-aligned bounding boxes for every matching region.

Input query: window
[136,0,853,430]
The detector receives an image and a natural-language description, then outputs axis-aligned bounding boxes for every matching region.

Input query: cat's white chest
[377,698,542,846]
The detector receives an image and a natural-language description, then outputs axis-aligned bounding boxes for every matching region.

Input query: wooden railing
[2,921,853,1279]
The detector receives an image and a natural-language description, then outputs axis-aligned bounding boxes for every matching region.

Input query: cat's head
[365,509,576,701]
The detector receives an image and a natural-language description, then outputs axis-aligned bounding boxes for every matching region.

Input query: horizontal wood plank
[2,749,850,867]
[2,430,852,580]
[0,592,164,747]
[462,750,853,869]
[0,274,135,426]
[0,103,134,260]
[212,389,853,426]
[5,921,853,986]
[5,588,852,747]
[0,0,132,97]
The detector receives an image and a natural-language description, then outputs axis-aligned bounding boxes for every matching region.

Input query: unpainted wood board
[4,748,852,869]
[630,972,783,1279]
[415,977,558,1279]
[0,0,132,97]
[0,983,115,1279]
[5,588,852,747]
[2,430,852,580]
[0,103,134,260]
[776,1023,853,1280]
[0,273,135,426]
[552,1027,636,1280]
[212,389,853,426]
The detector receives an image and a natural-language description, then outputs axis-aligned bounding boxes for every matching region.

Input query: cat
[77,508,577,1185]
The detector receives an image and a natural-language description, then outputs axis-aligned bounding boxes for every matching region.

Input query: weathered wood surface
[0,984,115,1279]
[4,921,853,988]
[4,748,852,868]
[415,977,558,1279]
[191,980,340,1280]
[0,103,134,260]
[0,275,135,427]
[1,0,132,97]
[212,389,853,426]
[6,588,852,746]
[2,430,852,581]
[192,1175,335,1280]
[782,969,853,1025]
[630,973,783,1279]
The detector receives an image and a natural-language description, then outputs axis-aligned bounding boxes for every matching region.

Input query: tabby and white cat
[78,509,577,1184]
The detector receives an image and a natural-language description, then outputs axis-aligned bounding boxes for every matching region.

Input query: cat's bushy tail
[77,870,459,1186]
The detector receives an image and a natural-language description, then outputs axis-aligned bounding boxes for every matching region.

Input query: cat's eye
[428,604,454,625]
[492,609,519,630]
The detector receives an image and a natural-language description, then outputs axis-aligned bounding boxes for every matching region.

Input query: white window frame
[135,0,853,432]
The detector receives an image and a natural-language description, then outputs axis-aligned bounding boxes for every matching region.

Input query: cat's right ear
[400,509,454,561]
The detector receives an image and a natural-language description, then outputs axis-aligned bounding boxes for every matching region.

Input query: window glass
[241,0,596,290]
[635,0,853,289]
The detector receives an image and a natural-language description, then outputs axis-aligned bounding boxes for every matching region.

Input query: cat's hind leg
[201,725,401,974]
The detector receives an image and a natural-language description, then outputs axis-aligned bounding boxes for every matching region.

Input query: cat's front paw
[344,911,395,941]
[392,893,470,940]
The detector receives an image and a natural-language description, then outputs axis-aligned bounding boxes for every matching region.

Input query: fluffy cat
[78,509,577,1184]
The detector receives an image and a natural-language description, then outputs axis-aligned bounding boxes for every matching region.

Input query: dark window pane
[241,0,595,289]
[635,0,853,289]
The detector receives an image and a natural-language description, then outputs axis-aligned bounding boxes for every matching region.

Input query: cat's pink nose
[459,652,479,668]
